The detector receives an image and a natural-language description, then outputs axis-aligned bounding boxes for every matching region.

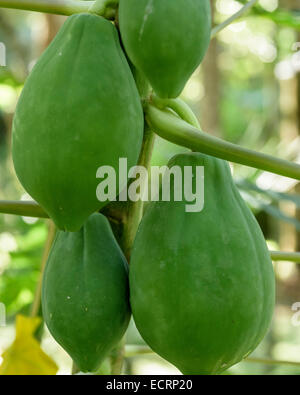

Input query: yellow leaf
[0,315,58,375]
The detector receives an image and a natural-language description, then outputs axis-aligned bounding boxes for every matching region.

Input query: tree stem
[0,0,93,16]
[89,0,118,14]
[122,126,155,262]
[146,104,300,181]
[270,251,300,263]
[0,200,48,218]
[152,96,200,128]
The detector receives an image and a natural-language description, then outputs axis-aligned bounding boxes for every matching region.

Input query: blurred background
[0,0,300,375]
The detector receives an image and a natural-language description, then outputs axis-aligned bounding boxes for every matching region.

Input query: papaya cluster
[12,1,275,374]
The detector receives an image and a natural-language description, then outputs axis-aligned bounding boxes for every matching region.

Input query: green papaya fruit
[12,13,144,232]
[42,213,130,373]
[130,153,275,375]
[119,0,211,98]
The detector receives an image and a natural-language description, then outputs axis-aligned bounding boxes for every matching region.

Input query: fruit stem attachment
[0,0,93,16]
[88,0,118,18]
[145,104,300,181]
[151,95,200,128]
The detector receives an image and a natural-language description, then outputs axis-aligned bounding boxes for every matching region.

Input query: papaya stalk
[89,0,118,18]
[145,103,300,181]
[106,128,155,375]
[0,0,93,16]
[0,200,48,218]
[121,126,155,262]
[0,199,299,264]
[151,95,200,129]
[0,198,299,263]
[0,0,258,34]
[270,251,300,263]
[103,55,154,374]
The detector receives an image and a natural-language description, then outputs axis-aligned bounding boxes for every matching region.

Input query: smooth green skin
[12,13,144,232]
[130,153,275,375]
[42,213,131,373]
[119,0,211,98]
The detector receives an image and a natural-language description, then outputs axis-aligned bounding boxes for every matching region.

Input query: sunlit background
[0,0,300,375]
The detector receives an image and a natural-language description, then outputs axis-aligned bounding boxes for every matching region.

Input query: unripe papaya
[119,0,211,98]
[12,13,144,231]
[130,153,275,375]
[42,213,130,373]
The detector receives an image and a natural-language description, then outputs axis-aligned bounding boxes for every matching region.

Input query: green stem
[88,0,118,18]
[0,200,48,218]
[122,126,155,262]
[151,96,200,128]
[270,251,300,263]
[0,0,93,16]
[108,129,155,376]
[211,0,259,38]
[145,104,300,181]
[2,200,300,262]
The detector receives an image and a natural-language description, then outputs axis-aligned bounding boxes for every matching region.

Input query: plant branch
[0,200,48,218]
[211,0,259,38]
[145,104,300,181]
[2,199,300,263]
[89,0,118,14]
[0,0,93,16]
[270,251,300,263]
[152,96,200,128]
